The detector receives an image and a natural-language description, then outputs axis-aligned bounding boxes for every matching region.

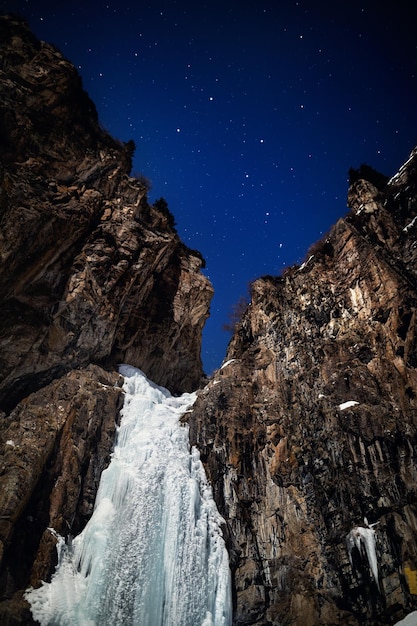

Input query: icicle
[346,520,380,590]
[26,366,232,626]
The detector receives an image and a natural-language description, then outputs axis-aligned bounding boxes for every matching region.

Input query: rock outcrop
[0,14,212,413]
[2,13,417,626]
[0,366,123,624]
[189,151,417,625]
[0,14,212,623]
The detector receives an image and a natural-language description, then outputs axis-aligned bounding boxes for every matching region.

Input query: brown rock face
[0,365,123,624]
[189,151,417,625]
[2,14,417,626]
[0,15,212,623]
[0,15,213,413]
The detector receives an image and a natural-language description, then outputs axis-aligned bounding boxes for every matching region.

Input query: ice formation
[26,365,232,626]
[346,521,380,590]
[394,611,417,626]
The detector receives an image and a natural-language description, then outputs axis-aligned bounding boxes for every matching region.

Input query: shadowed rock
[0,14,212,623]
[189,147,417,625]
[0,14,213,413]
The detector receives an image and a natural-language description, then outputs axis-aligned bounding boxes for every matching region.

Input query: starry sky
[3,0,417,374]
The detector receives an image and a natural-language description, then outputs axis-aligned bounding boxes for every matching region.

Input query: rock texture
[2,14,417,626]
[189,151,417,625]
[0,15,212,623]
[0,366,123,624]
[0,14,212,413]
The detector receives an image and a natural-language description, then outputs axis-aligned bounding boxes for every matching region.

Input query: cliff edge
[189,150,417,625]
[0,14,212,623]
[0,14,212,409]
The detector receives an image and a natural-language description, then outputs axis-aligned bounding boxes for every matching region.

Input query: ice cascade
[26,365,232,626]
[346,520,380,590]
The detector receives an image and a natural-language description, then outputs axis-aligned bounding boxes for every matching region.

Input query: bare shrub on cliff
[348,164,388,190]
[304,232,333,260]
[133,172,152,192]
[153,197,176,230]
[223,295,249,333]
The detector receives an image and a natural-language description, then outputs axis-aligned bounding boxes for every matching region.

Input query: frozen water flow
[26,365,232,626]
[346,522,379,590]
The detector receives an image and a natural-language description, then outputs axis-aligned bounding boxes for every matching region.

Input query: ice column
[346,520,380,590]
[26,365,232,626]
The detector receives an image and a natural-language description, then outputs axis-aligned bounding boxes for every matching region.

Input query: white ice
[297,254,314,271]
[394,611,417,626]
[346,524,379,590]
[339,400,360,411]
[26,365,232,626]
[403,216,417,232]
[220,359,236,370]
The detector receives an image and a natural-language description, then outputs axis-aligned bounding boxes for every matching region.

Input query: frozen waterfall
[26,365,232,626]
[346,522,379,590]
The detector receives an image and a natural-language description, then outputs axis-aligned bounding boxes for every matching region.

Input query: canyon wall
[189,152,417,624]
[0,15,212,623]
[1,14,417,626]
[0,14,212,409]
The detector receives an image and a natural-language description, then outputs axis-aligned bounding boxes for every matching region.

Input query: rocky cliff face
[0,14,212,411]
[0,15,212,623]
[2,14,417,626]
[189,151,417,624]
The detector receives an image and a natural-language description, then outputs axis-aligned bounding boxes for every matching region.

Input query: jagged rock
[189,148,417,625]
[0,14,213,623]
[0,365,123,624]
[2,14,417,626]
[0,14,213,413]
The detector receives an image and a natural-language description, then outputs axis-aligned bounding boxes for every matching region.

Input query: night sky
[2,0,417,374]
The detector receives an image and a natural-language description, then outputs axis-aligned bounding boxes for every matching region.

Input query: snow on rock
[404,216,417,232]
[339,400,360,411]
[394,611,417,626]
[220,359,236,370]
[297,255,314,272]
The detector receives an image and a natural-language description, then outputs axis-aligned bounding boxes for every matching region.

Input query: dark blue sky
[3,0,417,374]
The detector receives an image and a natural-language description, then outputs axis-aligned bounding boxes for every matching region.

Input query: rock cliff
[0,14,212,623]
[189,151,417,624]
[1,14,417,626]
[0,14,212,411]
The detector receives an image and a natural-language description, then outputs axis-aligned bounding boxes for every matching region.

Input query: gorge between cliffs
[1,14,417,626]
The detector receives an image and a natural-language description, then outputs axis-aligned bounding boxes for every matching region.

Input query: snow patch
[297,255,314,271]
[339,400,359,411]
[220,359,236,370]
[403,216,417,232]
[394,611,417,626]
[389,152,416,185]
